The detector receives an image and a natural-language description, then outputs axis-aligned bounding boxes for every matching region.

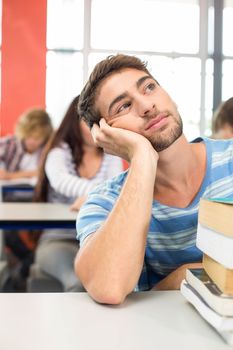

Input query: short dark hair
[78,54,152,128]
[212,97,233,133]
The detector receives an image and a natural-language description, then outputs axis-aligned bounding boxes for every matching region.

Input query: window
[0,0,2,135]
[91,0,199,53]
[222,0,233,101]
[46,51,83,126]
[46,0,216,140]
[222,60,233,101]
[46,0,84,126]
[223,0,233,56]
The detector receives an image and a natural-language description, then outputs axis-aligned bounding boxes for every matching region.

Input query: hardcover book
[196,223,233,269]
[198,198,233,238]
[203,254,233,295]
[181,280,233,345]
[181,280,233,332]
[186,268,233,316]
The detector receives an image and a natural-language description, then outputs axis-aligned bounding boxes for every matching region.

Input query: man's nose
[136,97,157,117]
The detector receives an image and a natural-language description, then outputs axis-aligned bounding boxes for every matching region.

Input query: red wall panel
[1,0,47,136]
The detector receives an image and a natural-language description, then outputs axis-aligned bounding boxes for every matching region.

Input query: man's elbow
[74,256,128,305]
[88,285,127,305]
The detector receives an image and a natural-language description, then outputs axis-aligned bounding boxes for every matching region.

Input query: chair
[0,230,10,291]
[0,261,10,291]
[27,263,63,292]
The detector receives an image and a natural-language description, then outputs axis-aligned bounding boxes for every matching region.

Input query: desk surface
[0,203,77,229]
[0,203,77,221]
[0,177,37,186]
[0,291,230,350]
[0,178,37,202]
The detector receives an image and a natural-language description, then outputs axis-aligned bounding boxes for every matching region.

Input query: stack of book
[181,198,233,345]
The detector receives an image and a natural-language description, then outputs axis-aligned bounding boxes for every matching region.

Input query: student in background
[212,97,233,139]
[33,95,123,292]
[0,108,53,291]
[0,108,53,181]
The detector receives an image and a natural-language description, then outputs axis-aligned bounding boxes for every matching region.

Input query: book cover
[198,198,233,238]
[203,254,233,295]
[186,268,233,316]
[196,223,233,268]
[208,198,233,204]
[180,280,233,332]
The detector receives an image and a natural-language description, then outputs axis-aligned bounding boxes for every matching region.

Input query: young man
[75,54,233,304]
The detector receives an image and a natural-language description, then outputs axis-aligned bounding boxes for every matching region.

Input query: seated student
[33,95,123,292]
[74,54,233,304]
[0,108,53,181]
[0,108,53,291]
[212,97,233,139]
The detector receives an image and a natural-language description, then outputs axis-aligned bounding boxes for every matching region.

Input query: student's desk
[0,177,37,188]
[0,202,77,230]
[0,180,37,274]
[0,177,37,201]
[0,291,229,350]
[0,203,77,265]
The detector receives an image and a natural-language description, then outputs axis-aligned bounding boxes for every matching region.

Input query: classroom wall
[0,0,47,136]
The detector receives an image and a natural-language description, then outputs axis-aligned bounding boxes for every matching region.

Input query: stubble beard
[148,114,183,152]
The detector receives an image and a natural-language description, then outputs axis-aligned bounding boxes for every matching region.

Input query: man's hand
[91,118,158,163]
[152,262,203,291]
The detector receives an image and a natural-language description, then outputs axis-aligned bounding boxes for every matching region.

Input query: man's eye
[118,102,131,113]
[145,83,156,93]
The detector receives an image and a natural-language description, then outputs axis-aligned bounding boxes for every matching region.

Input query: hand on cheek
[91,118,156,162]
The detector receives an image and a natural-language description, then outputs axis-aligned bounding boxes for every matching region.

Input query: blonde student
[0,108,53,180]
[0,108,53,291]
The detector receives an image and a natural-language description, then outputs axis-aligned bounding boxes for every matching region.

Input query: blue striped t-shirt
[76,137,233,291]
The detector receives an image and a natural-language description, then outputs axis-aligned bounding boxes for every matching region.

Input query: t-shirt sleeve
[76,182,121,246]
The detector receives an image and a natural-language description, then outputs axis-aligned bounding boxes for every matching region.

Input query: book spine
[203,254,233,295]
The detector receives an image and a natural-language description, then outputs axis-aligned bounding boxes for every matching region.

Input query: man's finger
[91,123,100,141]
[99,118,107,128]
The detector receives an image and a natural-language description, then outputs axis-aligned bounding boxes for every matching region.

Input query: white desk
[0,178,37,202]
[0,291,230,350]
[0,178,38,258]
[0,203,77,266]
[0,202,77,229]
[0,177,37,187]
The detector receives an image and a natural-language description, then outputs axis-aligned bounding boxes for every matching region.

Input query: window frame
[46,0,227,138]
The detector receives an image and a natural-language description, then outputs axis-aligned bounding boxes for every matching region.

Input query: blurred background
[0,0,232,140]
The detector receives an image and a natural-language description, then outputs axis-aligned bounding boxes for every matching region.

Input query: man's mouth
[145,113,169,131]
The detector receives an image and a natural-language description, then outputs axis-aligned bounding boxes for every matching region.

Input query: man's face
[95,68,183,152]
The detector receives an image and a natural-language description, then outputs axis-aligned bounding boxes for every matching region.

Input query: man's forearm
[152,262,203,291]
[75,148,158,304]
